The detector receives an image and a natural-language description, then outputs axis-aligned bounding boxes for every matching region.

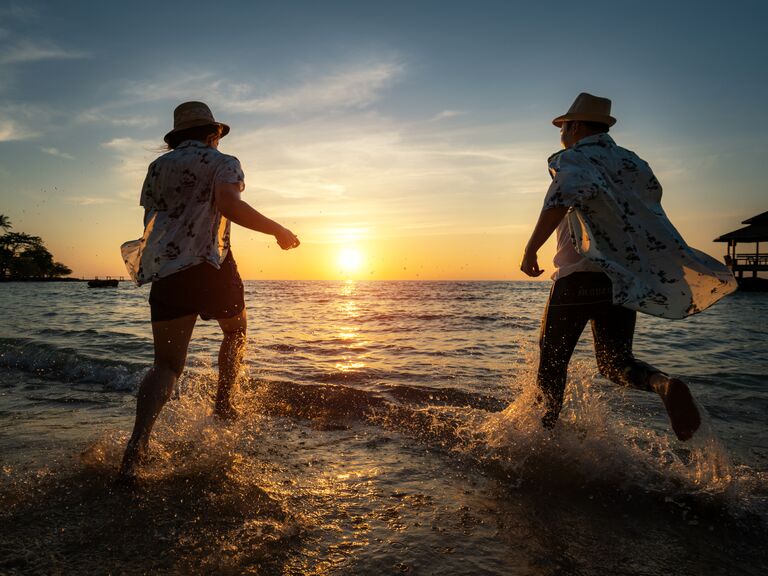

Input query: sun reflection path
[333,281,371,374]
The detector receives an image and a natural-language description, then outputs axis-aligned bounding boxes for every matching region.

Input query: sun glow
[337,247,364,275]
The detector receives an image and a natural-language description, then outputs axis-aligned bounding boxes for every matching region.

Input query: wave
[239,371,767,524]
[0,337,145,390]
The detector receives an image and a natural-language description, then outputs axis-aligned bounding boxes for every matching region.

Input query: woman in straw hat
[520,93,735,441]
[118,101,300,481]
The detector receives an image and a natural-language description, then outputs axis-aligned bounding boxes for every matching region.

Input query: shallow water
[1,281,767,574]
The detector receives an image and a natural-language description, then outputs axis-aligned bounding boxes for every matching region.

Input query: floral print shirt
[543,133,736,319]
[121,140,245,285]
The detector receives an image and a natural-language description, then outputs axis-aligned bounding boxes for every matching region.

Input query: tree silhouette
[0,225,72,279]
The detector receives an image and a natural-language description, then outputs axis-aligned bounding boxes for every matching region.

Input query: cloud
[76,109,158,128]
[0,39,89,64]
[117,60,404,116]
[67,196,115,206]
[93,59,543,242]
[0,103,57,140]
[41,146,74,160]
[219,111,548,241]
[71,59,404,151]
[225,61,405,114]
[0,115,34,140]
[430,109,465,121]
[122,72,218,103]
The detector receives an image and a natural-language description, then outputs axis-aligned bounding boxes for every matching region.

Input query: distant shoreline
[1,277,97,283]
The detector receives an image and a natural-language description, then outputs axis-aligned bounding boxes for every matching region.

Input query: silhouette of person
[520,93,735,440]
[118,102,300,481]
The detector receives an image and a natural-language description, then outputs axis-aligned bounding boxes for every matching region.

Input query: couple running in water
[118,95,735,481]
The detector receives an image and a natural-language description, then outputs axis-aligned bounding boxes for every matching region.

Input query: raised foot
[657,377,701,441]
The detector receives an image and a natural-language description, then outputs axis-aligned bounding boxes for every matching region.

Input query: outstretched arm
[214,182,300,249]
[520,206,568,277]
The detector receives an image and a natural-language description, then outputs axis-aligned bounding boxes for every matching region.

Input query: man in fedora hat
[519,92,735,440]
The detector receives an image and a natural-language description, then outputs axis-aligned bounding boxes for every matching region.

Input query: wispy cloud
[122,72,217,103]
[117,60,405,116]
[76,109,158,128]
[0,103,56,140]
[225,61,405,114]
[0,115,34,140]
[67,196,116,206]
[430,109,465,122]
[41,146,74,160]
[219,111,548,240]
[0,39,89,64]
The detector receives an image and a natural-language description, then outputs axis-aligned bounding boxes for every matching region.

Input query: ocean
[0,280,766,575]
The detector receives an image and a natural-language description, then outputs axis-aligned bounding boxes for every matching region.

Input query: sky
[0,0,766,280]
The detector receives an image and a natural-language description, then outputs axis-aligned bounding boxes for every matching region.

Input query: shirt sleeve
[139,162,157,209]
[642,161,663,203]
[543,149,606,210]
[214,156,246,192]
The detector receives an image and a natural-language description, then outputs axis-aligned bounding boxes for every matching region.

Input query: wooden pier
[714,211,768,291]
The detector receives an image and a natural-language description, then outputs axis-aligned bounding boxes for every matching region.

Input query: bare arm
[520,206,568,277]
[214,182,299,249]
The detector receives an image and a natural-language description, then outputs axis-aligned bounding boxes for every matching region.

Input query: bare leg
[119,314,197,479]
[214,308,247,420]
[648,374,701,442]
[593,307,700,441]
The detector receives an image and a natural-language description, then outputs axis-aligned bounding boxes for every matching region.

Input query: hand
[275,227,300,250]
[520,250,544,277]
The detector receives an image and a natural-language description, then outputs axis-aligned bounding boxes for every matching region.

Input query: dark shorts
[149,251,245,322]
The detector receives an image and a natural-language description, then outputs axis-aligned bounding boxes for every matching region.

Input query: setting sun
[337,247,364,275]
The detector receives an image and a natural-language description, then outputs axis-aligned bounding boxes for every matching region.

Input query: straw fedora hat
[163,101,230,143]
[552,92,616,127]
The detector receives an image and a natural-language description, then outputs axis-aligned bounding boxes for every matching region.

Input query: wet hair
[579,121,610,134]
[165,124,224,150]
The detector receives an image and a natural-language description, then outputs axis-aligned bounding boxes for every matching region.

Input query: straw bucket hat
[163,101,230,143]
[552,92,616,127]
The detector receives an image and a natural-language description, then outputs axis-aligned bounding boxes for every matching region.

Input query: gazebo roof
[743,210,768,225]
[714,224,768,242]
[714,210,768,242]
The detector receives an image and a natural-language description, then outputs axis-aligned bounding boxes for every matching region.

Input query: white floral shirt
[121,140,245,285]
[543,133,736,319]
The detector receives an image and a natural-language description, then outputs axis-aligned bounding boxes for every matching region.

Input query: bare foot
[534,392,560,430]
[117,439,147,483]
[655,377,701,441]
[213,401,240,421]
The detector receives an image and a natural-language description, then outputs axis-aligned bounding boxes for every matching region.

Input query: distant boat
[88,276,119,288]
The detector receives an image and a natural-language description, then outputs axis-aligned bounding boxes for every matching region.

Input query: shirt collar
[548,133,615,163]
[176,139,210,149]
[572,133,615,149]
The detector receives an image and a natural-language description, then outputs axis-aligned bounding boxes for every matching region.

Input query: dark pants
[537,272,660,427]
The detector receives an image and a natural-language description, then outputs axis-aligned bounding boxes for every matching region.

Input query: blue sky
[1,0,766,279]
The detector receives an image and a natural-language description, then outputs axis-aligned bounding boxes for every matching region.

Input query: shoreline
[0,277,122,283]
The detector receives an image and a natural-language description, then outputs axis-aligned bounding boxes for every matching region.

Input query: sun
[337,247,363,275]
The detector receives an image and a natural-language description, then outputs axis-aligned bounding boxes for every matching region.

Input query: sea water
[0,281,766,575]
